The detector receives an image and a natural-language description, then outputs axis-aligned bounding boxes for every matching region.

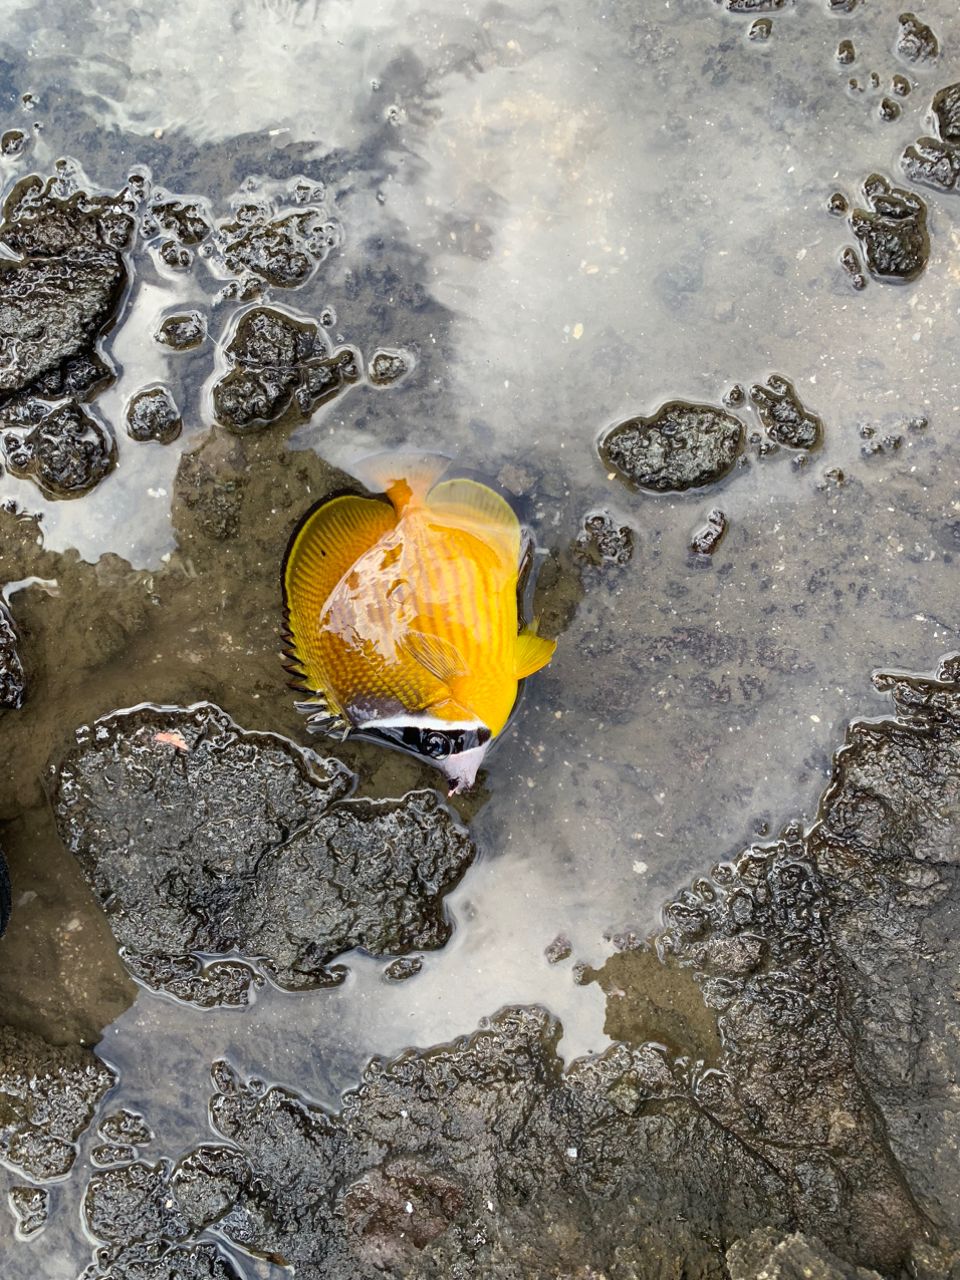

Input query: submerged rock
[895,12,938,64]
[840,174,929,284]
[0,168,131,497]
[126,387,182,444]
[212,306,359,432]
[690,507,728,555]
[368,348,411,386]
[8,1184,49,1239]
[901,84,960,195]
[155,311,206,351]
[214,178,339,289]
[52,703,476,1005]
[728,1231,884,1280]
[600,400,744,492]
[0,1024,116,1180]
[750,374,823,449]
[3,401,117,497]
[575,510,635,566]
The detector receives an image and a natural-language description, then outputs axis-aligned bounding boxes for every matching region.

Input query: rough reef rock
[902,83,960,195]
[749,374,822,450]
[0,600,26,709]
[74,655,960,1278]
[842,174,929,284]
[8,1184,49,1239]
[0,167,131,496]
[2,400,117,497]
[600,400,744,492]
[126,386,182,444]
[213,178,339,290]
[51,703,476,1006]
[895,12,938,64]
[575,510,635,567]
[212,306,359,432]
[155,311,206,351]
[0,1024,116,1180]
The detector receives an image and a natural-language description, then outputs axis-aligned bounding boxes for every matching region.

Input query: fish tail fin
[351,450,451,513]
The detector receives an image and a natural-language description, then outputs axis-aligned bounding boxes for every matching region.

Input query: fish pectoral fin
[352,450,451,513]
[515,630,556,679]
[400,628,469,684]
[283,493,396,690]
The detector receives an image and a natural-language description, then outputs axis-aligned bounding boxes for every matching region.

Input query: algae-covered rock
[600,401,744,492]
[847,174,929,283]
[51,703,476,1005]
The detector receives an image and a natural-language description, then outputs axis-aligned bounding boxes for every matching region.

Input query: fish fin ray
[352,450,451,512]
[283,494,395,692]
[426,479,521,561]
[399,628,468,684]
[515,630,556,679]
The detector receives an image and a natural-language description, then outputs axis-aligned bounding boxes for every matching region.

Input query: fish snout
[442,743,489,795]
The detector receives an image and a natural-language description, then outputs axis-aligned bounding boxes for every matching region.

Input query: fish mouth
[441,743,490,795]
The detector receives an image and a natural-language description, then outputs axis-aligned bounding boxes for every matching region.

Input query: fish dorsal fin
[352,450,451,514]
[283,494,396,689]
[515,629,556,679]
[426,478,521,562]
[400,628,468,684]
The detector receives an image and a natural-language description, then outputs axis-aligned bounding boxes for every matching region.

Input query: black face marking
[361,723,491,763]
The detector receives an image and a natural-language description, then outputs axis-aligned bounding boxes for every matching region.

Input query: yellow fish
[282,453,556,792]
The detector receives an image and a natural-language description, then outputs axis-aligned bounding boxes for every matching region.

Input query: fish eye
[421,730,451,759]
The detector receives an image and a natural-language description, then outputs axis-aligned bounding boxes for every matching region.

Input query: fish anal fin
[515,630,556,679]
[283,494,395,691]
[400,628,468,685]
[352,450,451,513]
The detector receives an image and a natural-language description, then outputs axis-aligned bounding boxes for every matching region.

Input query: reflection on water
[0,0,958,1270]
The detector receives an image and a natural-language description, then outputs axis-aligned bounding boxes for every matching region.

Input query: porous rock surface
[601,400,744,492]
[0,167,131,496]
[749,374,822,450]
[211,306,359,432]
[0,1024,116,1181]
[74,656,960,1278]
[51,702,476,1005]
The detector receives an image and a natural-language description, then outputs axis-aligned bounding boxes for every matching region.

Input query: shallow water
[0,0,958,1272]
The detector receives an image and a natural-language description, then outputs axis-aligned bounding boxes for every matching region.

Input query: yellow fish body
[282,453,556,792]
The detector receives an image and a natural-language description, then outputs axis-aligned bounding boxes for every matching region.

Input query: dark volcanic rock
[575,510,635,566]
[843,174,929,283]
[0,168,131,497]
[84,1243,244,1280]
[143,193,213,247]
[74,656,960,1277]
[126,387,182,444]
[155,311,206,350]
[690,507,728,555]
[369,348,411,386]
[214,179,338,290]
[932,82,960,143]
[0,601,25,709]
[895,12,938,64]
[901,136,960,193]
[212,306,359,432]
[901,83,960,195]
[750,374,823,449]
[728,1231,884,1280]
[3,401,117,497]
[51,703,476,1006]
[8,1184,49,1238]
[600,400,744,492]
[0,1024,116,1180]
